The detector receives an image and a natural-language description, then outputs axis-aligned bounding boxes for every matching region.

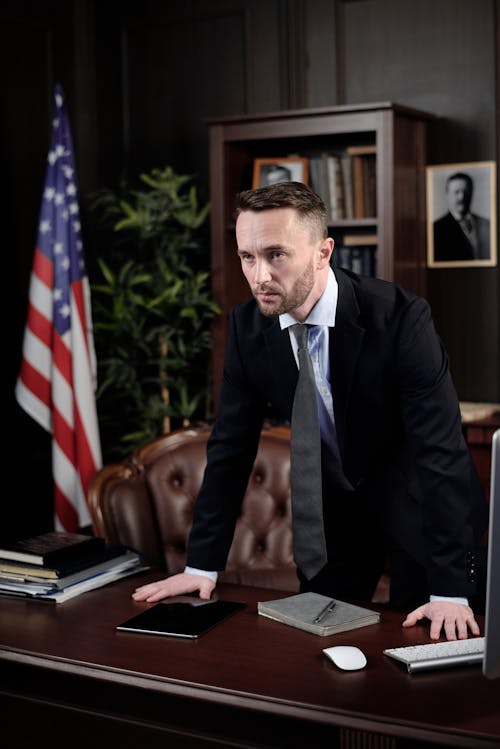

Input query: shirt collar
[279,267,338,330]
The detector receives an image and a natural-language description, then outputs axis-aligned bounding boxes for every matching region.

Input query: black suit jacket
[187,269,488,601]
[434,212,491,261]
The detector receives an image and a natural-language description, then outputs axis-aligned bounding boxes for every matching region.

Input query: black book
[0,531,104,567]
[0,544,134,580]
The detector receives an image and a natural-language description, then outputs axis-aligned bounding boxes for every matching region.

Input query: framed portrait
[426,160,497,268]
[252,157,309,189]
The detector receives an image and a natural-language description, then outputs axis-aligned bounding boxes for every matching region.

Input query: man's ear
[318,238,334,267]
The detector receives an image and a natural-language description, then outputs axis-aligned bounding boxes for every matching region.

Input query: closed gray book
[257,592,380,636]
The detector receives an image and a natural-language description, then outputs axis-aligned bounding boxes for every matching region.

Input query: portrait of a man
[252,157,308,189]
[427,162,497,268]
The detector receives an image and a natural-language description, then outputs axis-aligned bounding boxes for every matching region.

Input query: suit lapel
[263,320,297,416]
[330,271,365,456]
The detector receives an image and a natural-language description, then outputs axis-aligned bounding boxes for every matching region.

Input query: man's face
[236,207,329,319]
[446,178,472,218]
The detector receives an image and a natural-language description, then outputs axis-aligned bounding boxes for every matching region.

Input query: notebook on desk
[384,429,499,676]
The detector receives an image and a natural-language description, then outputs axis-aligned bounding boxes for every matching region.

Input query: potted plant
[89,166,220,461]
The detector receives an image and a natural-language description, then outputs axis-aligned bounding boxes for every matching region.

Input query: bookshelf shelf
[207,102,433,403]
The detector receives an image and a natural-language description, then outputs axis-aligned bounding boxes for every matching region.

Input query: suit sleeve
[394,297,487,597]
[186,308,268,571]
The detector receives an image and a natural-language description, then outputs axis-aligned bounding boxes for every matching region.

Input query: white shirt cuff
[184,566,218,583]
[430,595,468,606]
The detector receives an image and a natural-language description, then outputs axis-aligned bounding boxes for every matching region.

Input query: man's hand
[132,573,216,603]
[402,600,480,641]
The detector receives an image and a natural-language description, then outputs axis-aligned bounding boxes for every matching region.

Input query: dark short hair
[446,172,473,194]
[234,181,328,239]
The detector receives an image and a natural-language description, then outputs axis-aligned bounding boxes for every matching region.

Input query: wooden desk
[0,574,499,749]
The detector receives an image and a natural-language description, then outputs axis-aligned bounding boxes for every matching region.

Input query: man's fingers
[401,601,481,641]
[402,606,425,628]
[132,573,215,603]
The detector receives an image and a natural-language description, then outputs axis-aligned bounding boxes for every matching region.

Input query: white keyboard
[383,636,485,673]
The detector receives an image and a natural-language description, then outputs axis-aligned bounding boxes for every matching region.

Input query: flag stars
[72,220,81,233]
[67,183,77,197]
[39,219,51,234]
[44,187,56,201]
[59,303,71,319]
[54,242,64,255]
[54,193,65,206]
[69,202,79,215]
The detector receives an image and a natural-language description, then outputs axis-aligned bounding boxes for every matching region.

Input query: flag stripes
[15,84,102,531]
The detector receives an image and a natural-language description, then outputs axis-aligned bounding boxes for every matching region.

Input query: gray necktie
[290,324,328,580]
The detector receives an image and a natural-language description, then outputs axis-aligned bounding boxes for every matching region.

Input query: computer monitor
[483,428,500,679]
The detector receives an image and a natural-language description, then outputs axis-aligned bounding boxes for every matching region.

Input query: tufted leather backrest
[88,425,299,592]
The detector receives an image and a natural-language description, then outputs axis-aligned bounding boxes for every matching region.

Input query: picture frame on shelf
[252,157,309,189]
[426,161,497,268]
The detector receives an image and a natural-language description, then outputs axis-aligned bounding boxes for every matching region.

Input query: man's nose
[254,258,272,284]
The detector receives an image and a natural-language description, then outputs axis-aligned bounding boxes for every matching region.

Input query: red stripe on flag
[52,329,72,385]
[54,483,79,535]
[32,246,53,288]
[74,404,99,494]
[17,357,51,410]
[72,279,92,359]
[52,406,75,466]
[25,301,53,349]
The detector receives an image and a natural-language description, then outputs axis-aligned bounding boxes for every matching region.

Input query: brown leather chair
[88,424,299,592]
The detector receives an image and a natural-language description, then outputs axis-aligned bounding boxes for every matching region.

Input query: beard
[253,257,315,317]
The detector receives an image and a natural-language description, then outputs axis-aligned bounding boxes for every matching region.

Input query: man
[134,182,488,641]
[433,172,491,261]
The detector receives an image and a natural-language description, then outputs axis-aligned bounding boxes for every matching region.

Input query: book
[326,154,345,221]
[0,548,142,588]
[345,144,377,156]
[0,556,150,603]
[0,543,131,579]
[257,592,380,636]
[0,531,104,566]
[345,145,377,219]
[342,232,378,247]
[339,152,354,219]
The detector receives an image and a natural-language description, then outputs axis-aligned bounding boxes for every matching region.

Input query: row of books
[0,531,149,603]
[309,145,377,222]
[331,232,377,277]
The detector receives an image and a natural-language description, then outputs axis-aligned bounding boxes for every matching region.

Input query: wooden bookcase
[207,102,433,403]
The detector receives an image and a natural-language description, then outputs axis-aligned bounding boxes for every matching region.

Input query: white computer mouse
[322,645,367,671]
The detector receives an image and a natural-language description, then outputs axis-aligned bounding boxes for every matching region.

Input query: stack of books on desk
[0,531,149,602]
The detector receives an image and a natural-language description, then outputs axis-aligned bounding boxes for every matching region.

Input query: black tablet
[116,599,246,639]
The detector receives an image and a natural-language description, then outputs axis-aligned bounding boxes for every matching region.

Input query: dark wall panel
[121,10,248,189]
[337,0,499,401]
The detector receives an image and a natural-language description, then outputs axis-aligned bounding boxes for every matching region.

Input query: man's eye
[270,250,284,259]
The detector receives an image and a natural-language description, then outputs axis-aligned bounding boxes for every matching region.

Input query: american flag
[15,83,102,532]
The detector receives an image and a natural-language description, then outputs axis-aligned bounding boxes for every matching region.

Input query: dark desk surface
[0,572,499,748]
